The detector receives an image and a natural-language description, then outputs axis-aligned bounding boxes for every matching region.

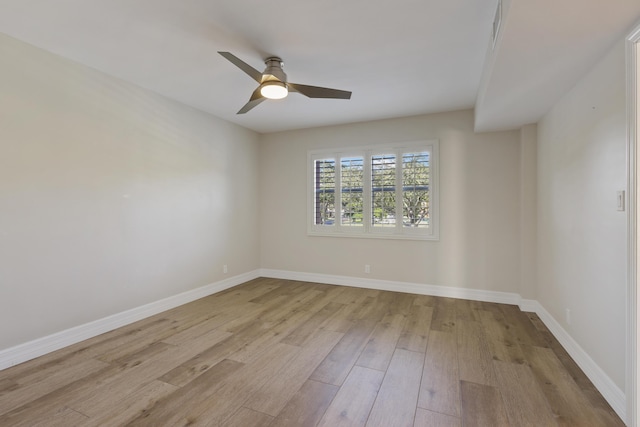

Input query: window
[309,141,439,240]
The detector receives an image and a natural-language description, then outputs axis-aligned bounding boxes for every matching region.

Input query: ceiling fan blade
[288,83,352,99]
[237,87,266,114]
[218,51,263,83]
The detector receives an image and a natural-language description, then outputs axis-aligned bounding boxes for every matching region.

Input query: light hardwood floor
[0,278,625,426]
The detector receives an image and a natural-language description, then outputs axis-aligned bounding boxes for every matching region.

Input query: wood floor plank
[332,287,379,306]
[493,359,558,426]
[309,317,378,386]
[0,281,260,378]
[499,304,549,348]
[70,328,232,417]
[193,279,268,301]
[181,343,301,427]
[356,313,406,371]
[478,309,526,364]
[460,381,509,427]
[165,292,256,321]
[269,380,338,427]
[0,364,127,426]
[94,317,196,363]
[0,378,17,393]
[258,288,325,323]
[223,290,320,335]
[418,331,460,417]
[280,301,345,346]
[456,320,497,387]
[27,406,89,427]
[523,312,622,423]
[221,407,274,427]
[316,366,385,427]
[293,285,347,315]
[244,329,343,416]
[413,408,461,427]
[0,316,173,377]
[521,344,616,426]
[0,342,182,426]
[128,343,299,426]
[382,292,415,317]
[524,311,548,332]
[125,358,245,426]
[320,296,375,333]
[160,311,242,346]
[396,305,433,353]
[310,293,397,385]
[226,308,317,364]
[366,349,424,427]
[162,326,232,351]
[535,329,592,388]
[101,293,254,359]
[158,317,278,387]
[0,356,110,415]
[454,298,482,322]
[582,388,627,427]
[81,380,178,426]
[357,293,397,322]
[220,301,287,334]
[479,301,509,318]
[67,342,181,416]
[248,281,307,304]
[412,294,436,307]
[430,297,457,333]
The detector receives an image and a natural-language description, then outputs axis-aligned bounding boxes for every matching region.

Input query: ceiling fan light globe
[260,81,288,99]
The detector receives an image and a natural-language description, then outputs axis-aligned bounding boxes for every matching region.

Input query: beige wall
[537,40,627,389]
[0,33,260,350]
[519,124,537,299]
[259,110,523,292]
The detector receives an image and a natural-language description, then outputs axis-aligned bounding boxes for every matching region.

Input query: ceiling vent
[492,0,502,49]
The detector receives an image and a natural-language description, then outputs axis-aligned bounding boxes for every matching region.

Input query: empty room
[1,0,640,426]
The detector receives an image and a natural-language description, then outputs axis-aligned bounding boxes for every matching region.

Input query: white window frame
[308,140,439,241]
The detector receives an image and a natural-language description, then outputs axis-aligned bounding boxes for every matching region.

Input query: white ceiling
[0,0,638,134]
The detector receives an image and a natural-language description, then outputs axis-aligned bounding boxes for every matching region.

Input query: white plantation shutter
[313,158,335,225]
[401,151,430,228]
[340,157,364,227]
[308,141,438,240]
[371,154,396,228]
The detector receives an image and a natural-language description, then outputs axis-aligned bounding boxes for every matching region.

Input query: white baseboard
[260,268,626,422]
[0,270,260,371]
[518,298,540,313]
[259,269,522,305]
[0,268,627,423]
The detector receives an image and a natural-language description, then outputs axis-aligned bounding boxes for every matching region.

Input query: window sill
[307,230,439,241]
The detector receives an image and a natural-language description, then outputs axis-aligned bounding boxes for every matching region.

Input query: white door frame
[627,22,640,427]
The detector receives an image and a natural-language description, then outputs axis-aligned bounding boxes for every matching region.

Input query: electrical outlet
[364,264,371,274]
[223,264,228,274]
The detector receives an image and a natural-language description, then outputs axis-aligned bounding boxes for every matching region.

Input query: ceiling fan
[218,51,352,114]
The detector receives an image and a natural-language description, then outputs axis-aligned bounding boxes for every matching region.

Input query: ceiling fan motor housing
[262,57,287,83]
